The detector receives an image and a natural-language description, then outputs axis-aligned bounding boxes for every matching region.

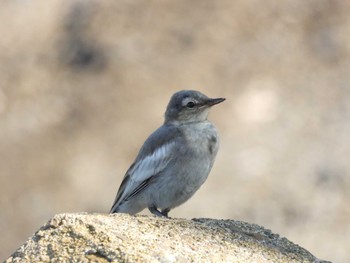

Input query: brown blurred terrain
[0,0,349,262]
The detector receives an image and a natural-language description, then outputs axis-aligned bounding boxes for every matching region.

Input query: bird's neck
[164,118,209,126]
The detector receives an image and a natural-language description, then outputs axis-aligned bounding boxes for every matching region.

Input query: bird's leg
[148,206,164,217]
[161,208,171,218]
[149,206,170,218]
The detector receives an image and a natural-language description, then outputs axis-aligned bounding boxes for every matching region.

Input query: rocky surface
[6,213,329,263]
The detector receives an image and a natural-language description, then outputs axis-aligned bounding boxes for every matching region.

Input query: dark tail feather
[109,202,119,214]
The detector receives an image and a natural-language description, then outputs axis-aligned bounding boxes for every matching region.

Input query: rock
[5,213,329,263]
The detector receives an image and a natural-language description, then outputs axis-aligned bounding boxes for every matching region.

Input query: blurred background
[1,0,349,262]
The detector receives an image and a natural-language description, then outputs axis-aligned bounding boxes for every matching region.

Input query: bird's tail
[109,201,120,214]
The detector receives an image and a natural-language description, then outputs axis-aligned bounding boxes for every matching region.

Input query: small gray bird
[110,90,225,217]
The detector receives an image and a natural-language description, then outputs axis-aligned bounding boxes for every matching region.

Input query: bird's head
[164,90,225,124]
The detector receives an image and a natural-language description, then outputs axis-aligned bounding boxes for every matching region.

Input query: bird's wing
[110,140,176,212]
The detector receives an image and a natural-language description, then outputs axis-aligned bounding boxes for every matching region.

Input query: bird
[110,90,225,217]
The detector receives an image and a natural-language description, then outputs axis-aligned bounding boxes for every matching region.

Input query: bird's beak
[206,98,226,106]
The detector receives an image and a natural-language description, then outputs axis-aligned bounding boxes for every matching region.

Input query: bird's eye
[186,101,196,108]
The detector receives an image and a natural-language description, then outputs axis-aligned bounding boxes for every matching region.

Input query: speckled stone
[5,213,330,263]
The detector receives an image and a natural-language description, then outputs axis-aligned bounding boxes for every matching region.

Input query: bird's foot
[161,208,171,217]
[149,206,171,218]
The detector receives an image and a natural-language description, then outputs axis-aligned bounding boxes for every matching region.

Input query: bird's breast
[182,121,220,158]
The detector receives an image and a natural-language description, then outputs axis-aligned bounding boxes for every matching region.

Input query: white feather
[119,142,176,201]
